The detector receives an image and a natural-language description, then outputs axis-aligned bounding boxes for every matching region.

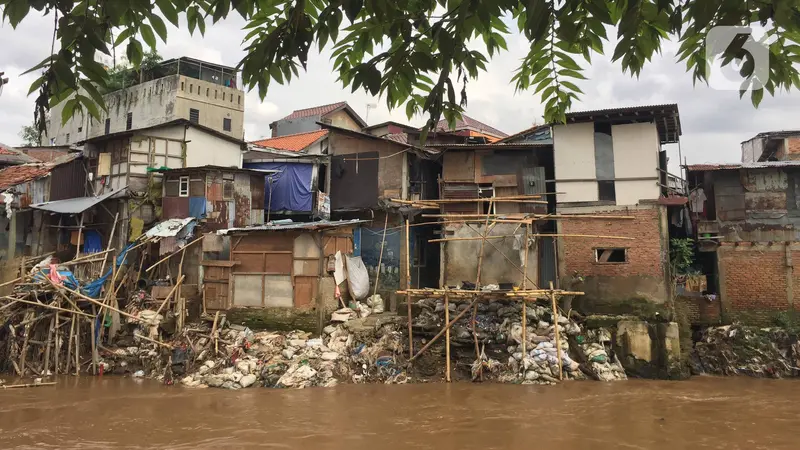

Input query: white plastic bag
[345,255,369,300]
[367,294,385,314]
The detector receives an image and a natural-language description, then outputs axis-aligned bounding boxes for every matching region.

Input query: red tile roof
[251,129,329,152]
[0,142,17,155]
[0,165,51,191]
[435,115,508,138]
[281,102,347,121]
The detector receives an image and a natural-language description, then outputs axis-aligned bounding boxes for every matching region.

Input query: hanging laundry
[689,187,707,214]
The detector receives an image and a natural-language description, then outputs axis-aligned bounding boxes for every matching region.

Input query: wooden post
[521,224,530,355]
[54,311,60,375]
[409,297,479,362]
[405,219,413,358]
[471,201,495,378]
[98,212,119,275]
[43,315,55,376]
[444,289,451,383]
[74,212,85,259]
[74,317,81,376]
[372,213,389,298]
[8,207,17,261]
[550,281,563,381]
[65,317,75,375]
[211,311,220,355]
[176,248,186,332]
[90,317,98,375]
[18,311,32,376]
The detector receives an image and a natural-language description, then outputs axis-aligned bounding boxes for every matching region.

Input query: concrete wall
[273,116,320,137]
[553,122,597,203]
[47,74,245,145]
[443,223,537,287]
[557,205,669,312]
[611,122,660,205]
[327,109,361,131]
[185,126,242,168]
[174,76,245,139]
[741,137,761,163]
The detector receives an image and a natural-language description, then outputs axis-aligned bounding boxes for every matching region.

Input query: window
[238,95,241,105]
[595,248,627,263]
[189,108,200,124]
[178,176,189,197]
[189,84,193,94]
[321,118,332,125]
[223,118,232,132]
[222,92,225,101]
[105,118,110,135]
[77,126,82,133]
[126,112,133,130]
[598,180,616,202]
[66,133,70,144]
[214,90,218,99]
[206,88,210,97]
[181,81,184,90]
[223,180,235,199]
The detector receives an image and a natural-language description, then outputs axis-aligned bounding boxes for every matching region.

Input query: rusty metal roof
[216,219,366,235]
[434,114,508,138]
[564,103,681,144]
[686,161,800,171]
[250,129,328,152]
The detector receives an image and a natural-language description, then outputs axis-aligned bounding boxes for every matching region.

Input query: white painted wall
[553,122,597,203]
[611,122,660,204]
[185,127,242,168]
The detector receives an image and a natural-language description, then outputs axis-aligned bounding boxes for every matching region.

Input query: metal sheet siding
[49,159,87,201]
[442,182,480,214]
[162,197,189,219]
[233,173,251,227]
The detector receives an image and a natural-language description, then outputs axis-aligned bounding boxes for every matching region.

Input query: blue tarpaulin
[189,197,206,218]
[244,162,313,212]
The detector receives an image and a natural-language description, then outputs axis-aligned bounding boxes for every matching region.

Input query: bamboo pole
[49,280,142,322]
[98,212,119,275]
[409,297,478,362]
[90,317,98,375]
[464,222,539,288]
[471,203,495,380]
[145,235,203,273]
[74,317,81,376]
[65,317,75,375]
[429,233,635,243]
[1,382,57,389]
[154,275,185,317]
[133,332,173,348]
[444,289,451,383]
[550,281,563,381]
[0,277,22,288]
[521,224,530,356]
[74,212,85,259]
[54,311,60,375]
[43,315,55,375]
[405,219,413,358]
[19,312,32,377]
[8,297,93,317]
[372,213,389,298]
[176,248,187,332]
[211,311,220,355]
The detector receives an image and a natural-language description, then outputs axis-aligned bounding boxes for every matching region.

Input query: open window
[595,248,627,263]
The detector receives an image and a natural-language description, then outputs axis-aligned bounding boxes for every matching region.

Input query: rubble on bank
[691,324,800,378]
[100,313,409,389]
[413,297,627,384]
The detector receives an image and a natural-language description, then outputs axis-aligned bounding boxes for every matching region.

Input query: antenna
[365,103,378,123]
[0,72,8,98]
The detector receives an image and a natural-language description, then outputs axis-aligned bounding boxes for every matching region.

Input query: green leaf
[155,0,180,27]
[140,24,157,49]
[751,88,764,107]
[149,15,168,42]
[61,97,79,125]
[4,0,30,27]
[127,39,144,66]
[77,94,101,120]
[79,80,107,112]
[344,0,363,23]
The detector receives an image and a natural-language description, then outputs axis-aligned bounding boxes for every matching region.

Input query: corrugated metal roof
[29,186,128,213]
[216,219,366,235]
[686,161,800,171]
[424,142,552,149]
[564,103,681,144]
[281,102,347,120]
[742,130,800,143]
[145,218,196,238]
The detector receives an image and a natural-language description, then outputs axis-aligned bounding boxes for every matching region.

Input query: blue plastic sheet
[83,230,103,253]
[188,197,206,218]
[244,162,313,212]
[81,243,135,298]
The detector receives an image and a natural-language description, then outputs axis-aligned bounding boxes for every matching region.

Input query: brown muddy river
[0,376,797,449]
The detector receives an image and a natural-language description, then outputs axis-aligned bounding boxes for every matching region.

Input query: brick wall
[676,295,722,324]
[787,137,800,158]
[558,205,668,309]
[559,206,665,279]
[718,244,792,321]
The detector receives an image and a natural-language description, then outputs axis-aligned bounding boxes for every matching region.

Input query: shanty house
[0,153,87,260]
[245,129,330,218]
[0,143,39,168]
[156,166,272,232]
[201,220,362,331]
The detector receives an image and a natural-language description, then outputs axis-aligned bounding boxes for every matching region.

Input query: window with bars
[104,118,110,135]
[179,176,190,197]
[189,108,199,124]
[126,112,132,130]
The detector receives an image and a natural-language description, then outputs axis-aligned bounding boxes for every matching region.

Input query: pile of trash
[692,324,800,378]
[413,297,627,384]
[100,314,409,389]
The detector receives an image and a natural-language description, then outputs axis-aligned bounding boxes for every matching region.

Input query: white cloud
[1,12,799,167]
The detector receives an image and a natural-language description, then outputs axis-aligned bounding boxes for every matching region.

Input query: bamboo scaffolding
[405,219,413,359]
[550,281,563,381]
[145,235,204,274]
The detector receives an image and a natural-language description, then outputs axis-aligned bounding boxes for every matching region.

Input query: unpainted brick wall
[718,245,791,320]
[787,137,800,157]
[559,207,664,279]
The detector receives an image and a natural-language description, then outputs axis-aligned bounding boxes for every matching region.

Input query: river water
[1,376,797,449]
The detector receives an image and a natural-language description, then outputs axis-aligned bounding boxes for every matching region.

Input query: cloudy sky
[1,11,799,168]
